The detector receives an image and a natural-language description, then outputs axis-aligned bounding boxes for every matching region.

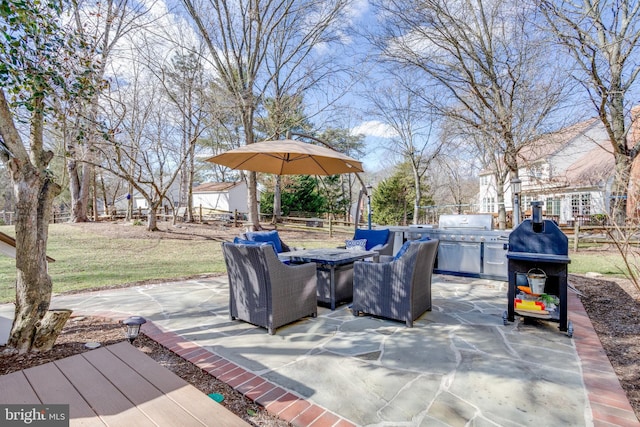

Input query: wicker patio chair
[221,242,317,334]
[351,239,439,327]
[343,228,394,256]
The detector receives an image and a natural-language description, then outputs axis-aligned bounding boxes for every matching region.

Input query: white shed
[192,182,249,214]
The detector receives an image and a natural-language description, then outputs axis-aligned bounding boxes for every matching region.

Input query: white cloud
[352,120,398,138]
[346,0,370,21]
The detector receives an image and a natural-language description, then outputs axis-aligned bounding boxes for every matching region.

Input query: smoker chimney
[531,201,543,232]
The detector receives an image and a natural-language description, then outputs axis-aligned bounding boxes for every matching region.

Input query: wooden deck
[0,341,249,426]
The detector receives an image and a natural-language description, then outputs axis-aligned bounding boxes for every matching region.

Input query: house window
[571,193,591,216]
[521,194,537,211]
[546,198,560,216]
[528,165,543,179]
[482,197,495,213]
[581,193,591,215]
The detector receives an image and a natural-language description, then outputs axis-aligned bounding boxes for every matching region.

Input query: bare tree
[166,51,207,223]
[199,80,245,183]
[97,53,188,231]
[66,0,153,222]
[432,120,484,217]
[371,0,568,223]
[365,79,443,224]
[540,0,640,225]
[180,0,352,230]
[139,35,209,224]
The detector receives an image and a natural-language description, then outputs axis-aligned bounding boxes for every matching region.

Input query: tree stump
[32,309,73,352]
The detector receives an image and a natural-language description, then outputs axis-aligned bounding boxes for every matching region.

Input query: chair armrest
[373,241,394,257]
[378,255,394,263]
[266,251,317,287]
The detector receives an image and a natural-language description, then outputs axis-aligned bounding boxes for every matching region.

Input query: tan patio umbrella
[205,139,364,175]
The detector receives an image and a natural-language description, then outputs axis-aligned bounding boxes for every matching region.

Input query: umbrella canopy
[205,139,364,175]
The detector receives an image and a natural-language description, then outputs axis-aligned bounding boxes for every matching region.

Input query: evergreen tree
[372,164,433,225]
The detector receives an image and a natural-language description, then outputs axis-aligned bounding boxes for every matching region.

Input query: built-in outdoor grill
[410,214,510,280]
[505,201,572,336]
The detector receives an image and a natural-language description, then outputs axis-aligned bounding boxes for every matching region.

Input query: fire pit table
[504,201,573,337]
[279,248,378,310]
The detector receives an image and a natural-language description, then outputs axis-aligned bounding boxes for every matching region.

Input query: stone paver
[0,275,637,426]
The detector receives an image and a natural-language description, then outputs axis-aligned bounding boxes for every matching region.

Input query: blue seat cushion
[233,237,278,255]
[354,229,390,251]
[244,230,283,253]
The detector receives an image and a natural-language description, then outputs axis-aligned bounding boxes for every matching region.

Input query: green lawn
[0,224,229,303]
[567,248,630,276]
[0,223,631,304]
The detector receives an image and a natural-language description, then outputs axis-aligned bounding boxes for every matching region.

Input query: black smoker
[505,201,572,336]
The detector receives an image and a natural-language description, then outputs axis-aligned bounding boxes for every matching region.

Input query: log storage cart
[504,201,573,337]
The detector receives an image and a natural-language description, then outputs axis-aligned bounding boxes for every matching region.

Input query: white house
[192,181,250,214]
[478,117,617,225]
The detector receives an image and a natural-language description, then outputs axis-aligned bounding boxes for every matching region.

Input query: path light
[123,316,146,344]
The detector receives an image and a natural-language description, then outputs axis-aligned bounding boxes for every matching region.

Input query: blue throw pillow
[353,229,390,251]
[394,237,430,260]
[394,241,412,260]
[245,230,283,253]
[345,239,367,251]
[233,237,278,254]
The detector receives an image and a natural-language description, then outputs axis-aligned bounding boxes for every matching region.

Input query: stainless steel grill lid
[438,214,493,230]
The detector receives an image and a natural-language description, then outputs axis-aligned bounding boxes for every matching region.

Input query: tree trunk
[272,175,282,224]
[68,152,92,223]
[91,164,97,221]
[248,172,260,230]
[32,309,73,352]
[146,200,160,231]
[126,182,133,221]
[8,170,62,353]
[413,167,421,225]
[99,171,109,217]
[611,153,632,226]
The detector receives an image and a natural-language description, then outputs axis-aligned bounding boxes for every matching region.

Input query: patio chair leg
[405,319,413,328]
[268,327,275,335]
